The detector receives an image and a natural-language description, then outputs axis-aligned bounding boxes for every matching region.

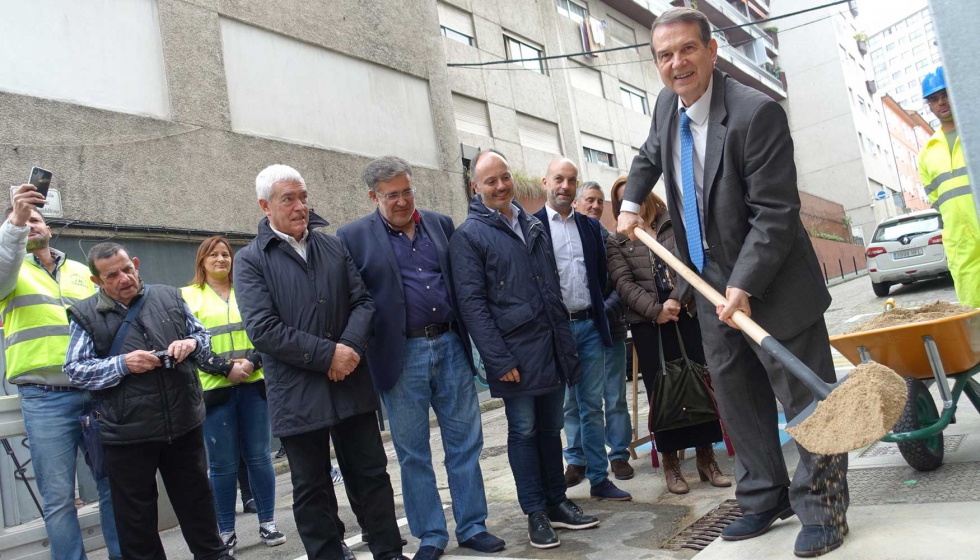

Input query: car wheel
[872,280,891,297]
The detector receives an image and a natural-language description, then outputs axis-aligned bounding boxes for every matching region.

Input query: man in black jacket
[234,164,405,560]
[64,242,231,560]
[450,150,598,550]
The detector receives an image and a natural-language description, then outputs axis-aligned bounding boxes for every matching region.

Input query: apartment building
[881,94,935,212]
[868,6,943,130]
[771,0,903,243]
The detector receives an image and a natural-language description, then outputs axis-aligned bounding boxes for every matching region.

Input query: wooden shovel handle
[633,228,771,346]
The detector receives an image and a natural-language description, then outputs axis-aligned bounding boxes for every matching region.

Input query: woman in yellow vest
[183,236,285,552]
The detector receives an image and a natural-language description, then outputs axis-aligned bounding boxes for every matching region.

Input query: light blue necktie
[679,108,705,272]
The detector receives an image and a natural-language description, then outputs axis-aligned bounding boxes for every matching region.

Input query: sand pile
[787,362,907,455]
[847,301,975,334]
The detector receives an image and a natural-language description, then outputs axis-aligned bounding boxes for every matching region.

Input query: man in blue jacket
[338,156,505,560]
[534,160,630,502]
[450,150,599,550]
[235,164,406,560]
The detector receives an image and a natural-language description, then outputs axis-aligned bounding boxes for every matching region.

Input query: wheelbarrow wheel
[893,378,944,471]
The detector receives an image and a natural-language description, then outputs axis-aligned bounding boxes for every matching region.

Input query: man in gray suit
[618,8,847,558]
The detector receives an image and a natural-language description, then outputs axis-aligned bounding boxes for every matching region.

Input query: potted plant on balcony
[763,25,779,48]
[854,32,869,56]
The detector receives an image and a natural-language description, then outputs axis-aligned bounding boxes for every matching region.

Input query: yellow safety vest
[181,284,263,391]
[918,129,980,307]
[1,257,94,386]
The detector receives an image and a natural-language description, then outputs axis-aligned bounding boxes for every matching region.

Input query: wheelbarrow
[829,308,980,471]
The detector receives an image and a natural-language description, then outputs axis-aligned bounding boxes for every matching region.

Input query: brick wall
[811,237,868,281]
[799,191,852,242]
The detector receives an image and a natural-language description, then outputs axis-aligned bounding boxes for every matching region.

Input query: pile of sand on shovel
[787,362,907,455]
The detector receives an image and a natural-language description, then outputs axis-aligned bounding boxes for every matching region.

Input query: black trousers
[103,425,227,560]
[281,412,401,560]
[238,456,252,503]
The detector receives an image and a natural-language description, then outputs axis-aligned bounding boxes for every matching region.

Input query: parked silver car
[865,210,949,297]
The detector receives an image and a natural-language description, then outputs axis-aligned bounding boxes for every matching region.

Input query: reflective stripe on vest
[181,285,263,391]
[1,258,94,385]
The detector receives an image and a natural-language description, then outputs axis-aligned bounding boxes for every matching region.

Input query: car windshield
[872,215,942,243]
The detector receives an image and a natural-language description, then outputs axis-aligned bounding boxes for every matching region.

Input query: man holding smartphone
[0,183,121,559]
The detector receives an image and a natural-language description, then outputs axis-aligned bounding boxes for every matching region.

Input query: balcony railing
[717,41,786,97]
[702,0,776,52]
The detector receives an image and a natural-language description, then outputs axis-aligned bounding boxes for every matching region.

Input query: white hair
[255,164,306,201]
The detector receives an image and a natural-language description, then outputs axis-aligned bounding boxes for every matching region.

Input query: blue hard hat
[922,66,946,99]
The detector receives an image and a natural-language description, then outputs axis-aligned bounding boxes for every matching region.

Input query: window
[908,80,917,90]
[608,16,636,47]
[620,83,648,115]
[557,0,588,23]
[892,71,902,80]
[438,2,475,46]
[905,65,914,75]
[858,98,867,115]
[874,63,887,73]
[916,59,928,70]
[517,113,561,153]
[848,87,855,105]
[913,45,926,56]
[870,35,881,46]
[910,30,923,41]
[902,51,913,61]
[896,84,906,93]
[925,22,934,32]
[879,78,890,88]
[883,27,893,37]
[451,94,491,137]
[871,49,883,61]
[886,42,896,51]
[887,57,898,67]
[858,132,865,151]
[568,63,603,97]
[932,51,942,63]
[582,133,616,167]
[505,34,545,74]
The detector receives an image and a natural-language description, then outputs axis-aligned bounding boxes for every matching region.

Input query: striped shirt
[64,300,211,391]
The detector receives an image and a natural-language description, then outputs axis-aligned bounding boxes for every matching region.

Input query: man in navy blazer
[533,158,631,502]
[337,156,504,560]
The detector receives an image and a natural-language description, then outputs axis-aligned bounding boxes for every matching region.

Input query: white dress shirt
[544,205,591,312]
[269,223,310,261]
[500,202,526,243]
[622,76,712,245]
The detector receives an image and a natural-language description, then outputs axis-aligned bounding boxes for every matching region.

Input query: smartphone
[28,167,52,208]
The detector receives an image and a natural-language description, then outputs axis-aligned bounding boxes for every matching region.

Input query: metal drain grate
[662,499,742,551]
[859,434,966,457]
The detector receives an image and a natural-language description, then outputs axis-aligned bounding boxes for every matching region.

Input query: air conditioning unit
[866,80,878,96]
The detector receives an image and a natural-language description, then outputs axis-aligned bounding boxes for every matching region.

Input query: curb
[272,396,505,477]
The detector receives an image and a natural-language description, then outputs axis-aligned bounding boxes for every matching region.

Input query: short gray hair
[650,8,712,55]
[577,181,603,200]
[87,242,127,277]
[363,156,413,191]
[255,164,305,201]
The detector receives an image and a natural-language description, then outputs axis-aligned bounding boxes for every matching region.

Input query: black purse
[648,322,719,433]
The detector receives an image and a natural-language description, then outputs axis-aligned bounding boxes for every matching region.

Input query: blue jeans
[561,319,609,486]
[380,332,488,550]
[18,385,121,560]
[503,387,567,515]
[203,382,276,533]
[565,338,632,463]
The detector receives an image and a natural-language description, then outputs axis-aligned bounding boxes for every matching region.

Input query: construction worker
[0,184,120,559]
[918,66,980,307]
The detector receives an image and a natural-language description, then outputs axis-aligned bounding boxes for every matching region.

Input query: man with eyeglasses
[338,156,505,560]
[918,66,979,307]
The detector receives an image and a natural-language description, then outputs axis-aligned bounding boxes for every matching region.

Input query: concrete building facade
[771,0,902,245]
[867,5,943,130]
[881,94,934,212]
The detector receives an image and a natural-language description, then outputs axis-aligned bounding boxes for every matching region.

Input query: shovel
[633,228,907,454]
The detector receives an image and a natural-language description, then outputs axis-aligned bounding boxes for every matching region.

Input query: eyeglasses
[378,189,416,202]
[926,91,948,104]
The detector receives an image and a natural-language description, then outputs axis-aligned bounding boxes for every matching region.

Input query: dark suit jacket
[623,69,830,339]
[533,207,612,347]
[338,209,473,392]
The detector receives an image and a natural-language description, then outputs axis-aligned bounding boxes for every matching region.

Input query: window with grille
[581,133,616,167]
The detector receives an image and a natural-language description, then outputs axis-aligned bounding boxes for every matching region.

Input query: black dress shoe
[341,542,355,560]
[721,494,795,541]
[794,524,847,557]
[528,510,560,549]
[547,500,600,530]
[458,531,505,553]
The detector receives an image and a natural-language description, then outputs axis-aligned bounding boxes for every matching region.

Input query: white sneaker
[220,531,236,555]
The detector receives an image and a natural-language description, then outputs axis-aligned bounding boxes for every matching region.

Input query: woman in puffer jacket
[606,175,731,495]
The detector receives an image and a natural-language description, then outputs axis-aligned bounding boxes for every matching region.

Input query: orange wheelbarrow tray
[828,309,980,465]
